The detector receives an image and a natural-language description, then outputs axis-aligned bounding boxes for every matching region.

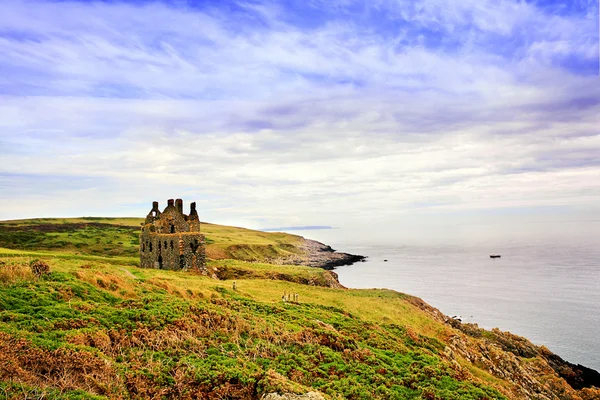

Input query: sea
[285,220,600,372]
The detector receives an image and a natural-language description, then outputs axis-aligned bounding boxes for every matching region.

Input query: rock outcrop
[405,296,600,399]
[277,239,366,270]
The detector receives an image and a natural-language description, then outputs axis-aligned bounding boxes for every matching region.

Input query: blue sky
[0,0,598,230]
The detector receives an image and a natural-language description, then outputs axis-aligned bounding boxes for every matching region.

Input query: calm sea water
[287,221,600,371]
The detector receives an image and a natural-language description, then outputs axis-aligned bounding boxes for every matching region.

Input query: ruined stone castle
[140,199,206,272]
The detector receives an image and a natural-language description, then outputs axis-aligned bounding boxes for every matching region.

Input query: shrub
[30,260,51,278]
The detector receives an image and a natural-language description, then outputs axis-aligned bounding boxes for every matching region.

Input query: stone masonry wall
[140,232,206,271]
[139,199,207,273]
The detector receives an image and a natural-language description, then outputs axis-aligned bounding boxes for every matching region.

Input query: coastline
[417,299,600,392]
[1,218,600,398]
[277,238,367,270]
[308,238,600,392]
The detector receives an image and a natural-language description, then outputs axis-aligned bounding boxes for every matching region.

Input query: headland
[0,217,598,399]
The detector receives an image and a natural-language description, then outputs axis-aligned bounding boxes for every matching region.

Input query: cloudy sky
[0,0,598,231]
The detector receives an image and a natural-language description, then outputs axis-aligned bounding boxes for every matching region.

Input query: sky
[0,0,599,232]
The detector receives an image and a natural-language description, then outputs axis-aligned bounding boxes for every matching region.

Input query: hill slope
[0,219,598,399]
[0,218,362,268]
[0,217,303,260]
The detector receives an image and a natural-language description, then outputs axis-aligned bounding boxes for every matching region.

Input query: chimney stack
[152,201,159,212]
[167,199,174,207]
[176,199,183,214]
[188,201,200,229]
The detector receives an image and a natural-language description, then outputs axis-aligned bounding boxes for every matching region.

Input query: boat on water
[489,254,501,258]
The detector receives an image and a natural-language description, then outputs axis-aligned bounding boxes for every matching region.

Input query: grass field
[0,218,305,262]
[0,250,506,400]
[0,219,597,400]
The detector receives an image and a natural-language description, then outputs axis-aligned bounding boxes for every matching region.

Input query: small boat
[489,254,501,258]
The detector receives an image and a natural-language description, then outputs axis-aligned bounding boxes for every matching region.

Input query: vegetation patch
[0,218,305,263]
[0,254,509,399]
[0,219,598,399]
[211,260,343,288]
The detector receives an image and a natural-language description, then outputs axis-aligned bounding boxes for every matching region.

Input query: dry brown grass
[63,309,319,400]
[73,268,137,298]
[0,260,34,285]
[0,332,126,398]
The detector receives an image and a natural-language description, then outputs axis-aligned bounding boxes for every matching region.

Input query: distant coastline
[260,225,335,232]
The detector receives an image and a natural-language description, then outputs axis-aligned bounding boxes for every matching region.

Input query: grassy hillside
[0,218,304,262]
[0,219,598,399]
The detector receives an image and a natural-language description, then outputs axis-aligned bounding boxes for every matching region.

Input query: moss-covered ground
[0,251,507,399]
[2,218,594,399]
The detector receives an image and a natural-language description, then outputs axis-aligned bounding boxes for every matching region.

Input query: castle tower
[139,199,206,272]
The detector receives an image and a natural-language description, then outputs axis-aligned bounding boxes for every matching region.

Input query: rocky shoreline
[407,297,600,397]
[276,237,600,394]
[278,238,366,270]
[277,237,600,396]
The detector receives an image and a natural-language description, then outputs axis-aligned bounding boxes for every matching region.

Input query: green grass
[0,251,509,399]
[3,217,586,399]
[0,218,304,262]
[0,219,141,257]
[0,381,107,400]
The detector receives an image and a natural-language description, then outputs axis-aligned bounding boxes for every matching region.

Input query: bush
[30,260,51,278]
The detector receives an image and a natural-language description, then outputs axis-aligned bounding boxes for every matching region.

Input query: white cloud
[0,0,598,229]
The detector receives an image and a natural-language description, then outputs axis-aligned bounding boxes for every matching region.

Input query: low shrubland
[0,252,505,399]
[1,219,598,399]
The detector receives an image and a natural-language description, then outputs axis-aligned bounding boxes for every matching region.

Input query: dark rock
[541,348,600,390]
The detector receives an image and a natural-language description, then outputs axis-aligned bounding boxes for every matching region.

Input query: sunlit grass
[0,251,510,399]
[0,218,304,262]
[7,220,580,399]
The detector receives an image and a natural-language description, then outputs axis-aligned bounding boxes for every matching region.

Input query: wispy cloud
[0,0,598,229]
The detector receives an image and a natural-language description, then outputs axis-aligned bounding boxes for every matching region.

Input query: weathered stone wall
[140,232,206,271]
[153,202,190,234]
[188,202,200,232]
[139,199,206,273]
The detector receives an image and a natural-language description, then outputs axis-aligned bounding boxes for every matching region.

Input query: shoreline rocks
[408,297,600,396]
[277,238,366,270]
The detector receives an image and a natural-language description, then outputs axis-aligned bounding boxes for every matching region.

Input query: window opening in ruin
[170,241,174,250]
[164,241,167,250]
[149,242,153,252]
[158,255,163,269]
[179,255,185,269]
[170,224,175,233]
[158,241,161,250]
[142,243,145,252]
